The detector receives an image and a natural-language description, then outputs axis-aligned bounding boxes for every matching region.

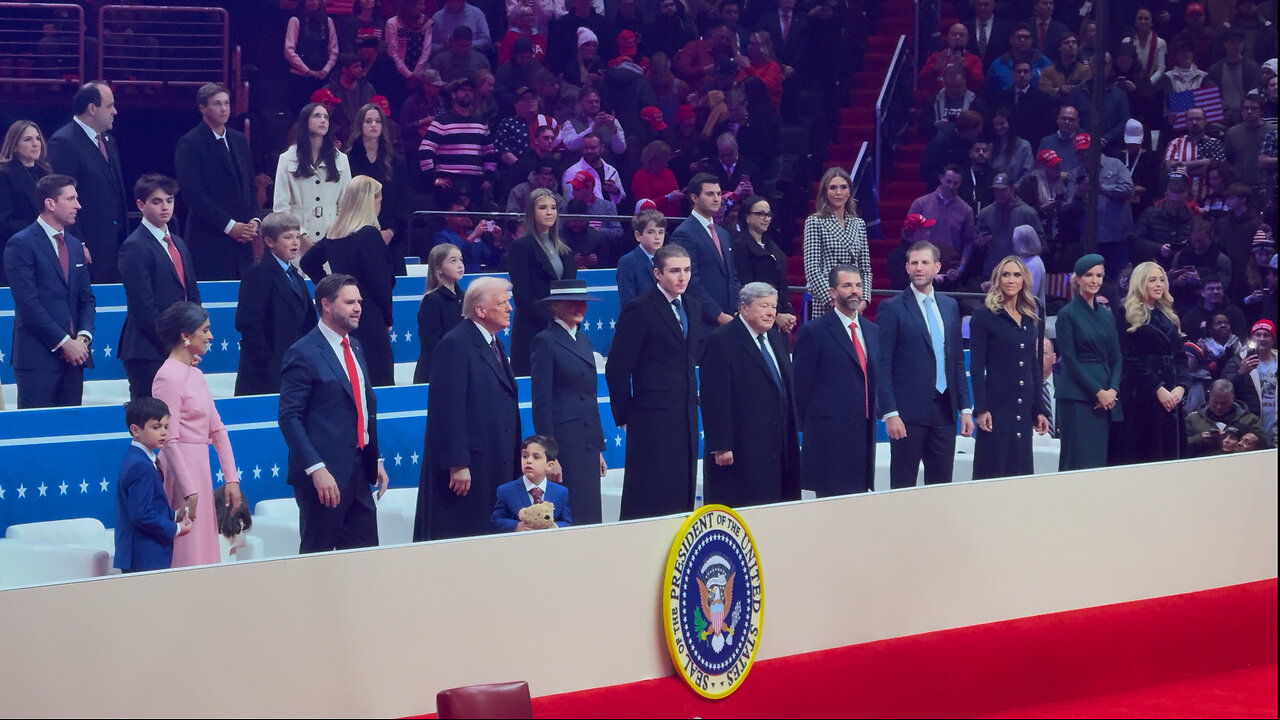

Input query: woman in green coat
[1055,254,1124,470]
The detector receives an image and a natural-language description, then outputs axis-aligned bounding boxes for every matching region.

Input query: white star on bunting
[0,485,5,500]
[609,318,616,329]
[596,320,603,330]
[99,478,109,492]
[216,470,224,483]
[58,481,68,495]
[393,453,403,466]
[405,331,412,342]
[37,482,48,497]
[220,339,229,351]
[271,463,280,477]
[0,348,5,362]
[17,484,26,499]
[410,452,419,464]
[253,465,262,479]
[79,479,89,493]
[390,331,399,343]
[615,434,622,447]
[103,345,112,357]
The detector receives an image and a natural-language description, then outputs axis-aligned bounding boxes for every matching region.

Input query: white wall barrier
[0,451,1275,718]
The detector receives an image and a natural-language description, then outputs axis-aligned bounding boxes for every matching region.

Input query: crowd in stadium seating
[0,0,1276,567]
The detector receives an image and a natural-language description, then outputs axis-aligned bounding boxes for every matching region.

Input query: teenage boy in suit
[616,205,666,308]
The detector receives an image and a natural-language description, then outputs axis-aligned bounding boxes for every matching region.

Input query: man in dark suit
[235,212,318,396]
[117,174,201,399]
[174,83,259,281]
[792,264,881,496]
[876,241,974,488]
[700,281,800,508]
[670,172,739,336]
[414,276,522,541]
[755,0,808,74]
[1028,0,1069,62]
[994,60,1057,147]
[278,273,389,554]
[47,82,129,284]
[967,0,1015,70]
[3,174,96,409]
[605,244,702,520]
[711,134,758,198]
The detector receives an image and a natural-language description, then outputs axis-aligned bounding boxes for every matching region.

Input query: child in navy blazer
[491,436,574,532]
[115,397,191,572]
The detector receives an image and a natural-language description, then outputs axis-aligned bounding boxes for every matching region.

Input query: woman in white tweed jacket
[803,167,871,319]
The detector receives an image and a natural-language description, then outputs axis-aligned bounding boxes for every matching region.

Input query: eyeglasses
[749,211,773,218]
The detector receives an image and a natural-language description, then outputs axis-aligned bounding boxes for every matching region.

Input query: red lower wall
[524,579,1277,719]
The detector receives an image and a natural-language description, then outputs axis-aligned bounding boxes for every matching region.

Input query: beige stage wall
[1,451,1276,718]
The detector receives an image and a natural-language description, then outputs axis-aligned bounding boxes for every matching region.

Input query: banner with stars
[0,270,623,386]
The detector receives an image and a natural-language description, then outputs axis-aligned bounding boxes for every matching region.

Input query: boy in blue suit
[615,205,666,308]
[115,397,191,572]
[491,436,573,532]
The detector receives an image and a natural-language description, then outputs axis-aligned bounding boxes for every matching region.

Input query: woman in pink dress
[152,302,243,567]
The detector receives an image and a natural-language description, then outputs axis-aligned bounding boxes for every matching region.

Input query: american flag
[1168,87,1225,130]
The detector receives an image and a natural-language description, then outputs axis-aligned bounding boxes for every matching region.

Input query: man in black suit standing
[235,212,318,396]
[2,174,96,408]
[756,0,808,75]
[278,273,389,554]
[700,281,800,508]
[117,174,201,399]
[605,244,703,520]
[414,276,522,541]
[995,60,1056,147]
[174,83,259,281]
[670,172,739,336]
[792,264,881,496]
[47,82,129,284]
[967,0,1014,70]
[876,241,974,488]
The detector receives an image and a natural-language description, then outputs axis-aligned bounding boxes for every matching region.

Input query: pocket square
[74,263,86,268]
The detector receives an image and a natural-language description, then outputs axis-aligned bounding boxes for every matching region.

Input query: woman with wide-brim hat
[529,279,608,524]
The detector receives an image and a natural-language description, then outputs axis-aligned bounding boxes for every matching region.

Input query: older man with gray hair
[700,281,801,507]
[414,277,523,540]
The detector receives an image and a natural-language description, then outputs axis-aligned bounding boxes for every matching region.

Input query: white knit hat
[577,26,599,47]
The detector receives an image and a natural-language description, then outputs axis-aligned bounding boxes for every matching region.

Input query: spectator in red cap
[888,213,937,289]
[566,169,623,249]
[1223,318,1277,446]
[1017,148,1072,227]
[633,140,682,217]
[636,105,673,148]
[561,131,626,204]
[617,29,639,59]
[1171,3,1218,69]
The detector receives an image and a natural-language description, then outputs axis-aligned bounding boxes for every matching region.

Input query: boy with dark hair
[234,211,318,396]
[115,397,192,572]
[491,435,573,531]
[118,173,201,399]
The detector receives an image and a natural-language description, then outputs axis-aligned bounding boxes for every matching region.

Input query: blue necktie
[758,334,782,389]
[924,295,947,394]
[672,298,688,337]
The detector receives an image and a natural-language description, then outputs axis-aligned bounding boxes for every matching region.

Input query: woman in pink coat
[152,302,243,568]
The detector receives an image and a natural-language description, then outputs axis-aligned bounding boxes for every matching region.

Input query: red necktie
[850,320,869,417]
[708,221,723,260]
[341,337,366,450]
[96,134,109,162]
[529,486,544,503]
[53,232,69,280]
[163,233,186,293]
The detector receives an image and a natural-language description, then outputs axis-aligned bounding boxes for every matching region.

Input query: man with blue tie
[670,173,739,336]
[3,174,96,409]
[876,241,974,488]
[278,273,390,553]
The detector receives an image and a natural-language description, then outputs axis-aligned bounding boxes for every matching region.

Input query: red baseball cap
[635,198,658,211]
[641,106,667,130]
[1185,2,1205,15]
[1037,149,1061,167]
[618,30,639,55]
[1073,132,1091,150]
[903,213,937,232]
[1252,319,1277,338]
[569,170,597,189]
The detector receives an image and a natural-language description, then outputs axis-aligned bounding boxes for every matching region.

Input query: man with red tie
[3,174,96,409]
[792,264,881,496]
[118,174,201,399]
[279,273,390,554]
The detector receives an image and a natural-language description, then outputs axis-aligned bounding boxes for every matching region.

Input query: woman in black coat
[971,256,1051,479]
[1112,261,1190,463]
[508,187,576,376]
[0,120,51,285]
[732,195,797,333]
[413,242,466,384]
[301,176,398,386]
[345,103,413,275]
[530,281,607,524]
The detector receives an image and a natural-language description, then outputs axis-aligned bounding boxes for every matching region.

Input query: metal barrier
[874,35,912,194]
[98,5,227,88]
[0,3,83,85]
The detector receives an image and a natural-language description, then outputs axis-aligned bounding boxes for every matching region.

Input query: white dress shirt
[881,285,971,419]
[306,320,371,474]
[140,217,172,249]
[522,476,549,499]
[555,317,578,339]
[472,319,495,346]
[657,284,685,325]
[740,314,781,377]
[73,116,102,148]
[832,305,868,357]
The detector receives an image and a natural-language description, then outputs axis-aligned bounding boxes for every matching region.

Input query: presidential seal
[662,504,763,699]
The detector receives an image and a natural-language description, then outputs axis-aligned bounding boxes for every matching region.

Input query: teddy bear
[517,501,557,530]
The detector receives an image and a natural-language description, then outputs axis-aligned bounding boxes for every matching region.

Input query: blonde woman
[301,176,397,386]
[1115,261,1189,463]
[803,167,870,320]
[412,243,466,383]
[508,187,576,376]
[970,255,1051,480]
[274,102,352,246]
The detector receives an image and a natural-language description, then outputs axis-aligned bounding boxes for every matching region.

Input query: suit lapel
[902,289,935,356]
[533,240,559,280]
[823,311,860,365]
[693,216,727,273]
[205,124,240,183]
[552,323,594,366]
[734,319,779,388]
[472,323,515,391]
[650,288,686,342]
[36,227,69,288]
[268,259,304,314]
[314,330,356,402]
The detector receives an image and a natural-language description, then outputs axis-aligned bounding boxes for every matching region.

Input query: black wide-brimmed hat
[538,279,601,303]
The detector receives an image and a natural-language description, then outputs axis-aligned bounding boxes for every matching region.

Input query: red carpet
[517,580,1277,719]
